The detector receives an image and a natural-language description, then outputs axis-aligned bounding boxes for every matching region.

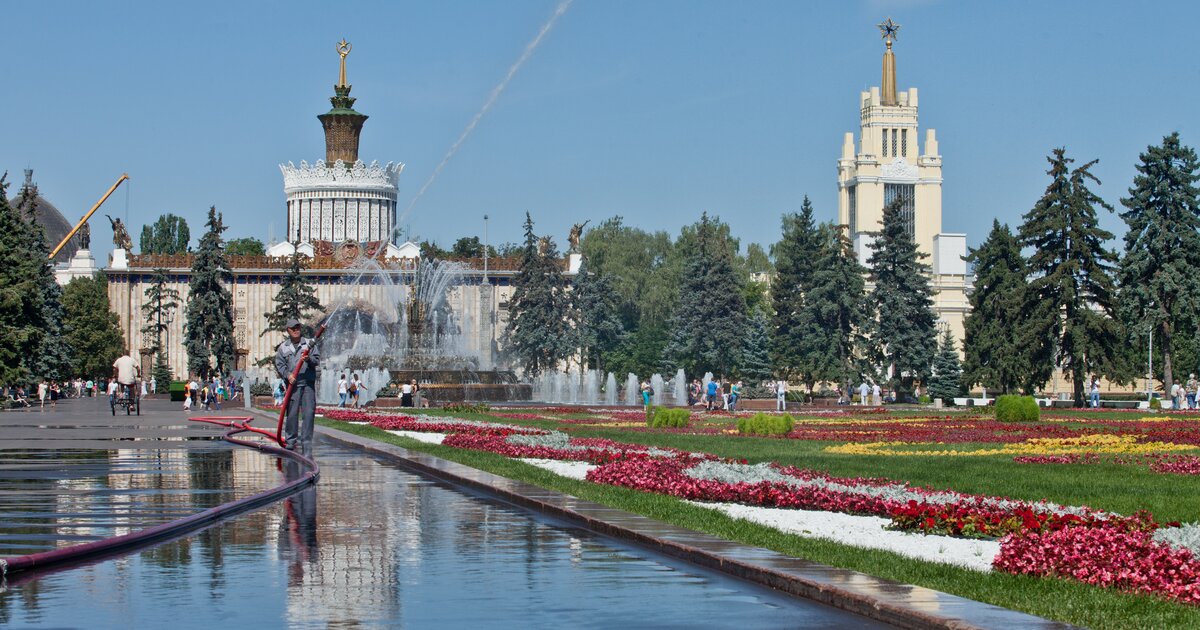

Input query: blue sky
[4,0,1198,262]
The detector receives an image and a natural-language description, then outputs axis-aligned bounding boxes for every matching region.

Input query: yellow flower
[824,433,1197,457]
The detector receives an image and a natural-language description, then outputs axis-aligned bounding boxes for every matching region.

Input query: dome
[9,169,78,264]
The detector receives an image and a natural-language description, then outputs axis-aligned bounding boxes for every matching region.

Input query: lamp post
[1146,301,1155,403]
[482,214,489,283]
[164,305,177,378]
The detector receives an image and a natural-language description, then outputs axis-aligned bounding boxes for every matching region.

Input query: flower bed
[441,431,690,465]
[994,520,1200,606]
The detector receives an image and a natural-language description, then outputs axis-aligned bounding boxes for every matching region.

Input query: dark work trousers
[285,384,317,451]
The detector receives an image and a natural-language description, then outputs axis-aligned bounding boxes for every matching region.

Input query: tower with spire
[836,19,970,344]
[272,40,405,256]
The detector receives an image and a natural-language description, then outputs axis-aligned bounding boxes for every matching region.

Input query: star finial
[877,18,901,46]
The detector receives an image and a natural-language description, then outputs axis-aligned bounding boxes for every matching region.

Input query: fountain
[650,373,664,407]
[318,256,531,406]
[605,372,617,405]
[625,373,639,406]
[583,370,599,406]
[674,368,687,406]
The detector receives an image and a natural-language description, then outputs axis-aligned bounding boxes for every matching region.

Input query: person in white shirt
[872,382,882,407]
[150,376,157,394]
[107,379,119,405]
[112,352,139,402]
[352,374,365,408]
[337,374,349,407]
[37,380,48,408]
[859,381,870,406]
[775,380,787,411]
[400,380,415,408]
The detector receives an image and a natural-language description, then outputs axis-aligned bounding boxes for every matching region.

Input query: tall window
[884,183,916,238]
[901,129,908,157]
[891,129,899,158]
[848,185,857,232]
[881,128,889,157]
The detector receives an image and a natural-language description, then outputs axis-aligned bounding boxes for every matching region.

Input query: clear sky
[4,0,1198,263]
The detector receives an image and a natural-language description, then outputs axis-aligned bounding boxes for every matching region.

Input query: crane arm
[49,173,129,260]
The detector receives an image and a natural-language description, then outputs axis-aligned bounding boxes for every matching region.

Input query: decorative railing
[125,253,529,272]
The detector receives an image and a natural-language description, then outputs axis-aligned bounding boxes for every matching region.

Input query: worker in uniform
[274,318,320,452]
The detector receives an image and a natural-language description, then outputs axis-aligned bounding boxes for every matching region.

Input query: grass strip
[320,417,1200,629]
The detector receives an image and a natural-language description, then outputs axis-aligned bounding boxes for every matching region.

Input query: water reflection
[1,440,882,628]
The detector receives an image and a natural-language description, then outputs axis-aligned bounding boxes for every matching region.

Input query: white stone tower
[836,19,970,342]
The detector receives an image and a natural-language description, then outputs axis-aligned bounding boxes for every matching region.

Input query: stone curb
[280,414,1077,630]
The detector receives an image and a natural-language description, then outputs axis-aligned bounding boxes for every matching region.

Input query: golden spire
[336,39,352,87]
[878,18,900,106]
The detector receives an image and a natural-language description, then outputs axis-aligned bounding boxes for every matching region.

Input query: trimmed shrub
[1150,397,1162,411]
[649,407,690,428]
[249,380,272,397]
[442,402,491,414]
[736,412,794,436]
[995,394,1040,422]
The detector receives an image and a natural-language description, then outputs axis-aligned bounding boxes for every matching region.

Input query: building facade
[836,21,970,343]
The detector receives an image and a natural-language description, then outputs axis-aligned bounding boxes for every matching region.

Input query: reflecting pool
[1,438,882,628]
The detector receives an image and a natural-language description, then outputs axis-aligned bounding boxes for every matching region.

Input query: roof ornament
[877,18,901,106]
[336,39,352,87]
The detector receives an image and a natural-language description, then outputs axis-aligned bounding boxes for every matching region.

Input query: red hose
[275,324,327,445]
[1,417,318,579]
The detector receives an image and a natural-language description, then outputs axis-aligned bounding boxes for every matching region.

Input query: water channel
[0,424,883,628]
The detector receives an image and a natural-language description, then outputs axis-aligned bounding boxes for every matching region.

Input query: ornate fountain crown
[280,159,404,192]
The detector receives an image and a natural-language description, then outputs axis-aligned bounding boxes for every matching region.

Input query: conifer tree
[803,224,872,392]
[571,257,625,372]
[504,213,573,376]
[15,179,71,381]
[142,268,180,353]
[664,213,749,378]
[927,328,964,402]
[0,175,43,384]
[962,220,1030,394]
[740,308,773,385]
[867,198,938,399]
[184,207,236,378]
[61,274,125,379]
[1117,132,1200,395]
[1019,148,1121,405]
[262,245,324,339]
[771,196,824,384]
[142,268,180,385]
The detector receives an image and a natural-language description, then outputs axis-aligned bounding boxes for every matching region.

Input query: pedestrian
[38,380,48,409]
[1170,382,1182,410]
[150,376,157,395]
[107,379,119,406]
[640,379,653,408]
[275,318,320,452]
[1187,374,1198,410]
[1090,378,1101,409]
[872,382,882,407]
[50,382,59,408]
[351,373,363,408]
[729,380,742,412]
[213,378,223,410]
[705,378,718,411]
[337,373,349,407]
[859,380,870,406]
[273,379,285,405]
[400,379,415,407]
[188,376,199,408]
[85,379,94,398]
[775,379,787,411]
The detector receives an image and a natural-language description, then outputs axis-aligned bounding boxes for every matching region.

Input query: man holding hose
[275,318,321,452]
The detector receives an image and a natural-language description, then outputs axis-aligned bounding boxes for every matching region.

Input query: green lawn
[316,408,1200,628]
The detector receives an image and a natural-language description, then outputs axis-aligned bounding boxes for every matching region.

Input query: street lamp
[483,214,489,283]
[1146,301,1155,403]
[163,305,177,376]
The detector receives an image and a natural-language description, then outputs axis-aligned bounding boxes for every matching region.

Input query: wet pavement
[0,397,888,628]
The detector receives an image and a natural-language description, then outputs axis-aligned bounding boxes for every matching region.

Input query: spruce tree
[262,246,324,339]
[15,178,71,381]
[184,207,236,378]
[664,213,748,378]
[504,213,573,376]
[142,268,180,352]
[1117,132,1200,395]
[867,198,939,399]
[740,308,773,385]
[61,275,125,379]
[962,220,1030,394]
[571,257,625,372]
[803,224,872,392]
[0,175,42,384]
[771,195,824,385]
[928,328,964,402]
[1018,148,1121,405]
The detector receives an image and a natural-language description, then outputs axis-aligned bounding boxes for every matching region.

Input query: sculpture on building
[106,215,133,250]
[78,222,91,250]
[567,220,589,253]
